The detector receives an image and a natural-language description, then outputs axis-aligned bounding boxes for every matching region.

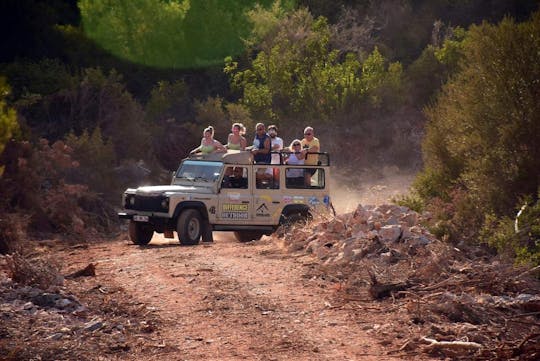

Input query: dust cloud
[329,166,417,214]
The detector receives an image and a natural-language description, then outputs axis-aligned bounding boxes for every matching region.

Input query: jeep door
[217,166,252,223]
[253,165,282,225]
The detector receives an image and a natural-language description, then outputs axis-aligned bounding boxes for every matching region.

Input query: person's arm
[189,139,203,154]
[307,140,319,153]
[240,136,247,150]
[225,134,232,149]
[213,140,227,153]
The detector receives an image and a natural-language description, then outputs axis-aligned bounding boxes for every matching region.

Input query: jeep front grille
[127,195,168,212]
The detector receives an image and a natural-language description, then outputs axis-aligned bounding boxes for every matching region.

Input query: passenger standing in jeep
[226,123,247,150]
[285,139,306,187]
[190,126,227,155]
[251,123,271,164]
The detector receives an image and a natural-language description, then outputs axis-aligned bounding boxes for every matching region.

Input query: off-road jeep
[118,150,332,245]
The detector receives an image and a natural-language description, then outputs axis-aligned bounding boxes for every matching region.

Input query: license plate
[133,215,149,222]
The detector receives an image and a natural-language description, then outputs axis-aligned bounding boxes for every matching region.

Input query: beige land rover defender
[118,150,332,245]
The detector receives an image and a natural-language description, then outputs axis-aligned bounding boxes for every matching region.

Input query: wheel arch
[279,204,311,224]
[172,201,209,222]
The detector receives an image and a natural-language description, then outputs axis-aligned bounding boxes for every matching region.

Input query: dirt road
[60,232,426,361]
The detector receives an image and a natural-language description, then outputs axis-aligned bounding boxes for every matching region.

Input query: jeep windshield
[173,160,223,185]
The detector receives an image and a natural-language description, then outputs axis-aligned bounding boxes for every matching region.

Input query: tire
[128,220,153,245]
[177,209,202,245]
[234,231,265,243]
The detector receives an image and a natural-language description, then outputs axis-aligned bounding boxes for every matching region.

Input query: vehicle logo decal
[256,203,270,217]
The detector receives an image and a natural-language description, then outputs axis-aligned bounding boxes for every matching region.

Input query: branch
[421,337,482,351]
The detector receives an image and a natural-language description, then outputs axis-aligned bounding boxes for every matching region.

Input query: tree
[416,12,540,251]
[0,78,20,176]
[226,8,403,126]
[79,0,279,69]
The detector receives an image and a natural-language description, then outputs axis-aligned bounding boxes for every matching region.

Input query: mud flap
[202,220,213,242]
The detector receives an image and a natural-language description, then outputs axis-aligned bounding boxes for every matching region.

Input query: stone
[378,225,402,243]
[400,212,419,227]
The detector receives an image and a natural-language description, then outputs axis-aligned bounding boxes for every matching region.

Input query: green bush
[413,12,540,263]
[481,197,540,266]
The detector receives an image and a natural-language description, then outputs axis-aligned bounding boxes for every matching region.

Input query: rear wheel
[128,220,153,245]
[177,209,202,245]
[234,231,265,243]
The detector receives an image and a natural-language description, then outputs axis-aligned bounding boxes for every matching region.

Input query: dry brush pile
[277,204,540,360]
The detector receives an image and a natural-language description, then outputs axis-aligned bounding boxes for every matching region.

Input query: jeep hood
[131,185,213,195]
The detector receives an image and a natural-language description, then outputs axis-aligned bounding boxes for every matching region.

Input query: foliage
[0,139,117,240]
[17,67,150,161]
[392,192,424,213]
[64,128,117,201]
[244,0,294,47]
[0,59,75,100]
[145,80,193,124]
[226,8,403,126]
[79,0,280,69]
[302,0,539,64]
[0,78,20,176]
[481,196,540,266]
[414,12,540,262]
[425,188,484,245]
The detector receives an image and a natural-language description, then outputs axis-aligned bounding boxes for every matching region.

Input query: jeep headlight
[124,194,135,208]
[161,197,169,211]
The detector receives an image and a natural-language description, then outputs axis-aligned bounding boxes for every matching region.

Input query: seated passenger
[222,167,248,189]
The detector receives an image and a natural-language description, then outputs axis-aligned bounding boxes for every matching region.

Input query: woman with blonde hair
[284,139,307,186]
[226,122,247,150]
[190,126,226,155]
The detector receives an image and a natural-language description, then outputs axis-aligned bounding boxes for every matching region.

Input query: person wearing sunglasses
[301,126,320,185]
[285,139,307,186]
[300,126,320,164]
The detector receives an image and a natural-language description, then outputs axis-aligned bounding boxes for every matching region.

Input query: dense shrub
[0,138,118,241]
[414,12,540,263]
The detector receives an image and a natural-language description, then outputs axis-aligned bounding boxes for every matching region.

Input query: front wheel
[177,209,202,245]
[234,231,265,243]
[128,220,153,245]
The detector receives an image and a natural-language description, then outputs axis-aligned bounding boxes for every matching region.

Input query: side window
[222,166,248,189]
[285,168,325,189]
[255,167,280,189]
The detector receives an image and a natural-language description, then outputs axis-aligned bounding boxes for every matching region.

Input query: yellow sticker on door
[221,203,249,219]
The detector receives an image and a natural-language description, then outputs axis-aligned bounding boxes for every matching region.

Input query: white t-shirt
[286,152,304,178]
[270,136,283,164]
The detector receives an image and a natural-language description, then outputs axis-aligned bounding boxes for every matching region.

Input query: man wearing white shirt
[268,125,283,164]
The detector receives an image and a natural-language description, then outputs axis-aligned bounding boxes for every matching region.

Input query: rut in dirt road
[68,233,414,361]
